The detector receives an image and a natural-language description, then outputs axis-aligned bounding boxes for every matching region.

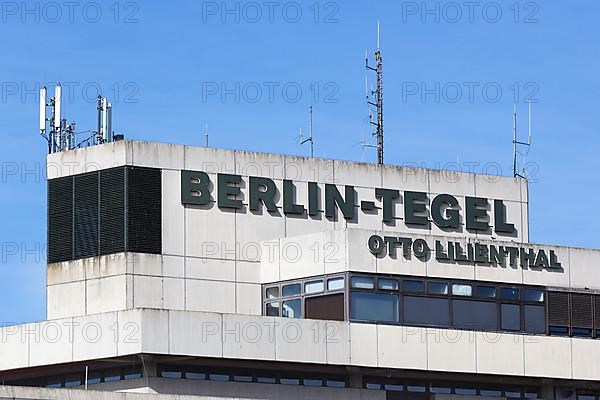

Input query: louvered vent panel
[595,296,600,329]
[126,167,162,254]
[48,176,73,263]
[100,168,125,255]
[547,291,570,326]
[73,172,99,259]
[571,293,593,328]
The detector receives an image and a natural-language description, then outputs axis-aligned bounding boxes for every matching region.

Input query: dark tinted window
[428,281,448,295]
[404,296,450,326]
[523,289,544,302]
[403,280,424,292]
[351,292,399,322]
[453,300,497,330]
[501,303,521,330]
[501,288,520,300]
[282,283,301,297]
[305,294,345,321]
[524,305,545,334]
[476,286,496,298]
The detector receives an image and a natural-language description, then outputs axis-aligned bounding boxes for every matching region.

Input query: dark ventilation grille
[100,168,125,255]
[73,172,99,259]
[547,291,570,327]
[126,167,162,254]
[47,166,162,263]
[305,294,345,321]
[48,177,73,263]
[595,296,600,329]
[571,293,593,328]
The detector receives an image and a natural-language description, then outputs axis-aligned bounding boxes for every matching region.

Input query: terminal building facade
[1,140,600,400]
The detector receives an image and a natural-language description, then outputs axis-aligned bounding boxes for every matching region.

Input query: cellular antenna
[512,102,532,178]
[299,105,315,157]
[365,21,384,165]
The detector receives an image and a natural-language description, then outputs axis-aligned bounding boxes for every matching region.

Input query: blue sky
[0,1,598,323]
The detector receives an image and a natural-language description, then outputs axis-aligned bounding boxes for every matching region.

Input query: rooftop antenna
[204,123,209,147]
[40,83,77,154]
[365,21,384,165]
[512,101,532,178]
[299,105,315,157]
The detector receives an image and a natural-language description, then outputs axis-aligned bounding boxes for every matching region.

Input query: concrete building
[1,140,600,400]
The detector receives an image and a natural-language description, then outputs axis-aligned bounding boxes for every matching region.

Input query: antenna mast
[366,21,384,165]
[204,123,209,147]
[512,101,532,178]
[300,105,315,157]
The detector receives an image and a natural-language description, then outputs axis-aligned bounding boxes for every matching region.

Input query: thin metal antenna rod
[512,103,532,179]
[300,105,314,157]
[205,123,209,147]
[366,22,384,165]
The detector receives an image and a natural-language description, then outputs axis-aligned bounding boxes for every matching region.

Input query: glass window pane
[407,385,427,392]
[453,300,497,330]
[501,287,520,300]
[265,286,279,299]
[282,283,301,297]
[305,280,324,294]
[366,383,382,390]
[506,391,522,398]
[257,377,276,384]
[523,289,544,302]
[404,296,450,326]
[282,299,302,318]
[385,384,404,391]
[452,284,472,296]
[304,379,323,387]
[327,277,345,291]
[185,372,206,380]
[481,390,503,397]
[161,371,181,379]
[351,292,399,322]
[209,374,229,381]
[501,303,521,330]
[351,276,374,289]
[266,302,280,316]
[428,281,448,295]
[431,387,452,394]
[524,305,545,334]
[281,378,300,385]
[378,278,399,290]
[233,375,252,382]
[403,279,424,292]
[476,285,496,298]
[326,380,346,388]
[456,388,477,396]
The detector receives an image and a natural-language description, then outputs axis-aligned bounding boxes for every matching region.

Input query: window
[476,285,496,298]
[404,296,450,326]
[501,287,520,300]
[351,292,399,322]
[428,281,448,295]
[501,303,521,331]
[282,299,301,318]
[186,372,206,380]
[452,284,472,296]
[233,375,252,382]
[305,294,345,321]
[327,277,345,291]
[481,390,503,397]
[305,280,324,294]
[378,278,399,290]
[455,388,477,396]
[431,386,452,394]
[257,377,276,384]
[523,289,544,302]
[281,378,300,385]
[404,279,424,292]
[327,380,346,388]
[266,302,279,316]
[265,287,279,299]
[304,379,323,386]
[524,305,545,334]
[351,276,374,289]
[160,371,181,379]
[453,300,497,330]
[282,283,301,297]
[209,374,229,381]
[385,384,403,391]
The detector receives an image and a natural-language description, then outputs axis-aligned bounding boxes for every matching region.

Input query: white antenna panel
[53,84,62,129]
[39,87,47,133]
